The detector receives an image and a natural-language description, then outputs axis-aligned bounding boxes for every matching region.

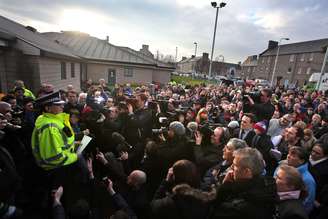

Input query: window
[124,67,133,77]
[297,67,302,74]
[71,63,75,78]
[306,67,311,75]
[300,54,305,62]
[267,56,271,64]
[289,55,295,62]
[262,57,265,64]
[309,53,314,61]
[287,67,292,74]
[61,62,66,80]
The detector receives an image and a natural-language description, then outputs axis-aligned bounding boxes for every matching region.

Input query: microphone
[111,132,133,149]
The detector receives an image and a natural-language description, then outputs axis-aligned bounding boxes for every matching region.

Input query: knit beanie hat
[228,120,239,129]
[169,121,186,136]
[253,121,266,134]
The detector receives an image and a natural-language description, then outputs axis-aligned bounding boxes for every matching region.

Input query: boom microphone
[111,132,133,149]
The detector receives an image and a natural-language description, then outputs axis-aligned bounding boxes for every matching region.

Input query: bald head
[0,102,12,121]
[0,101,11,113]
[127,170,147,188]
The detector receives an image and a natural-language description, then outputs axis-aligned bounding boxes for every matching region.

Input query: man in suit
[234,113,256,146]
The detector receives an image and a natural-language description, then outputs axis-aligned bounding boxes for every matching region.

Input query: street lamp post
[270,37,289,87]
[209,2,226,78]
[194,42,198,57]
[193,42,198,76]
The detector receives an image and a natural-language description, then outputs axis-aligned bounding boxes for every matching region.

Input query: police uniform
[31,92,77,170]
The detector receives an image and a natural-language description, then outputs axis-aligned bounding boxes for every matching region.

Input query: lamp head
[211,2,217,8]
[219,2,227,8]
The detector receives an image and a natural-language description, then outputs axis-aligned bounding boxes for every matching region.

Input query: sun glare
[58,9,111,37]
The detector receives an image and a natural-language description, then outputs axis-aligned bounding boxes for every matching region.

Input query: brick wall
[87,62,162,85]
[255,51,328,85]
[39,57,81,91]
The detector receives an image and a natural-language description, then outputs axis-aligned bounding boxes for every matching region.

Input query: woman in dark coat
[275,164,308,219]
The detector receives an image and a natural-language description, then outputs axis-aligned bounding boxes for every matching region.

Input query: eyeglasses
[311,149,323,155]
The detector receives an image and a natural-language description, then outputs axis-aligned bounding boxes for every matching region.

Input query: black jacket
[250,134,277,175]
[151,182,210,219]
[0,146,21,202]
[193,142,224,177]
[278,199,308,219]
[251,102,275,122]
[156,137,195,177]
[309,158,328,197]
[209,176,277,219]
[233,128,256,147]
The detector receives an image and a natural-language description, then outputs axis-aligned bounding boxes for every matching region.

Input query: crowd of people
[1,78,328,219]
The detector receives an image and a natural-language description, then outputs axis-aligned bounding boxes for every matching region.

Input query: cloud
[0,0,327,63]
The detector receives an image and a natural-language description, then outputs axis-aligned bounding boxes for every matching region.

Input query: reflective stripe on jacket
[31,113,77,170]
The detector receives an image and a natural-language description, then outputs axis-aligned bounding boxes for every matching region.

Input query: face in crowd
[310,143,326,161]
[223,143,234,164]
[46,103,64,114]
[284,127,298,143]
[240,115,253,130]
[211,127,223,145]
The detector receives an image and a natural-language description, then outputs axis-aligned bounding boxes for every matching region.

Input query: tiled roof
[0,15,79,59]
[43,31,174,68]
[178,56,202,64]
[261,38,328,56]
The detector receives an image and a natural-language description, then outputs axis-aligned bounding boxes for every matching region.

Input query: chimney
[191,55,195,58]
[25,26,37,32]
[268,40,278,50]
[238,61,241,65]
[106,36,109,42]
[202,53,209,59]
[140,44,154,58]
[142,44,149,51]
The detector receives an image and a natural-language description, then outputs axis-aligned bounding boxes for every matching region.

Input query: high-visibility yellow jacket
[24,88,35,99]
[31,113,77,170]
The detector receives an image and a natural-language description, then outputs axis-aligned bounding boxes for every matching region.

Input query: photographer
[156,121,194,179]
[0,116,22,219]
[194,126,230,176]
[126,93,153,142]
[0,101,27,176]
[245,88,275,123]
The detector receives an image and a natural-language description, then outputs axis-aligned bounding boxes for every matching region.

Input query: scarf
[278,190,301,201]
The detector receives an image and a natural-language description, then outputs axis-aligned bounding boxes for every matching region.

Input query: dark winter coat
[277,199,308,219]
[151,182,211,219]
[250,133,277,175]
[209,176,277,219]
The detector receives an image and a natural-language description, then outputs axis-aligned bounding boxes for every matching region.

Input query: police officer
[32,91,77,170]
[31,91,87,187]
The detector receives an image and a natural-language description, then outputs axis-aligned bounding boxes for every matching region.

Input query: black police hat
[35,91,65,106]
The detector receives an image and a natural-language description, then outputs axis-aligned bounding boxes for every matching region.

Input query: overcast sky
[1,0,327,63]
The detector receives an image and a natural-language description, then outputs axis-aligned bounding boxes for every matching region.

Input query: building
[0,15,82,93]
[254,39,328,86]
[177,52,241,77]
[241,55,258,79]
[43,31,174,86]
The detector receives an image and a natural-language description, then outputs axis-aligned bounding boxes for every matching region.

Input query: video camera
[0,113,21,130]
[242,91,262,103]
[152,117,169,135]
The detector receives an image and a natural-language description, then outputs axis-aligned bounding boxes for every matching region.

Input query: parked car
[255,79,270,87]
